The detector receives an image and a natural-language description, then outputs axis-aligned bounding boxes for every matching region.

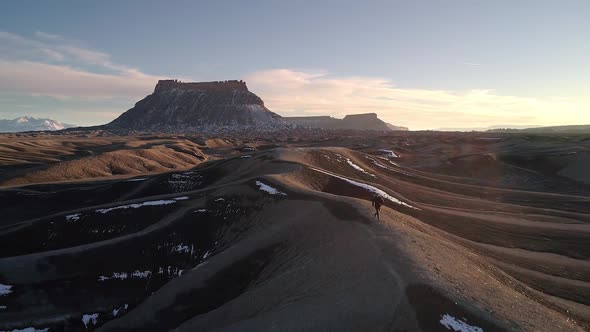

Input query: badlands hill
[105,80,290,133]
[0,131,589,331]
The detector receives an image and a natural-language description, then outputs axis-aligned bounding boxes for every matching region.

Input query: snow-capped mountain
[0,116,77,133]
[106,80,292,133]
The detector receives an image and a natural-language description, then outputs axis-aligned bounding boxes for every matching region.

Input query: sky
[0,0,589,130]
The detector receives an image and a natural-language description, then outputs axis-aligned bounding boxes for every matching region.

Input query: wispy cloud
[34,31,61,40]
[246,69,589,130]
[0,60,159,99]
[0,31,163,100]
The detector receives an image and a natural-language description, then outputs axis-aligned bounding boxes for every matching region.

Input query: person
[371,194,384,221]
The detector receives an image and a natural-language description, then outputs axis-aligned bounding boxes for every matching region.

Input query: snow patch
[311,168,417,209]
[215,198,225,202]
[367,157,412,176]
[157,265,183,277]
[0,283,12,296]
[440,314,484,332]
[96,198,185,214]
[0,305,6,309]
[131,270,151,278]
[98,270,151,281]
[65,213,81,222]
[202,251,211,260]
[195,208,207,213]
[174,196,189,201]
[256,180,287,195]
[345,158,376,177]
[82,313,99,328]
[112,303,128,317]
[379,149,399,158]
[98,272,127,281]
[240,155,252,158]
[173,244,192,254]
[4,327,49,332]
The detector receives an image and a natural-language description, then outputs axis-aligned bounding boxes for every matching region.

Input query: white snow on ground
[82,313,99,328]
[65,213,81,222]
[0,305,6,309]
[112,303,129,317]
[202,251,211,259]
[98,270,151,281]
[240,155,252,158]
[440,314,484,332]
[379,149,399,158]
[4,327,49,332]
[131,270,151,278]
[322,154,331,159]
[126,178,147,182]
[256,181,287,195]
[311,167,418,209]
[195,209,207,213]
[0,283,12,296]
[173,244,192,254]
[345,158,376,177]
[96,196,188,214]
[377,156,400,167]
[98,272,127,281]
[366,156,389,169]
[158,266,183,277]
[215,198,225,202]
[367,156,413,177]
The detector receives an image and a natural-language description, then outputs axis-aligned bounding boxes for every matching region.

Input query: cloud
[0,60,159,99]
[245,69,589,130]
[0,31,163,100]
[35,31,61,40]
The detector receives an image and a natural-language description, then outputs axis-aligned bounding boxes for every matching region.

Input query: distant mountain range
[437,125,540,132]
[0,116,76,133]
[283,114,408,131]
[489,125,590,134]
[436,124,590,133]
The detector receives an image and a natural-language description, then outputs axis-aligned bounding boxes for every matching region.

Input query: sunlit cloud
[0,60,160,99]
[0,31,163,100]
[245,69,589,130]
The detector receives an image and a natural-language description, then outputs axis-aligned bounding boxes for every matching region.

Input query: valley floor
[1,131,589,331]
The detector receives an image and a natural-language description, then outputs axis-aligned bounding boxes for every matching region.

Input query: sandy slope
[0,133,589,331]
[0,134,209,186]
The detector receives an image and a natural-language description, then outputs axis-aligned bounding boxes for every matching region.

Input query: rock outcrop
[284,113,408,131]
[106,80,290,133]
